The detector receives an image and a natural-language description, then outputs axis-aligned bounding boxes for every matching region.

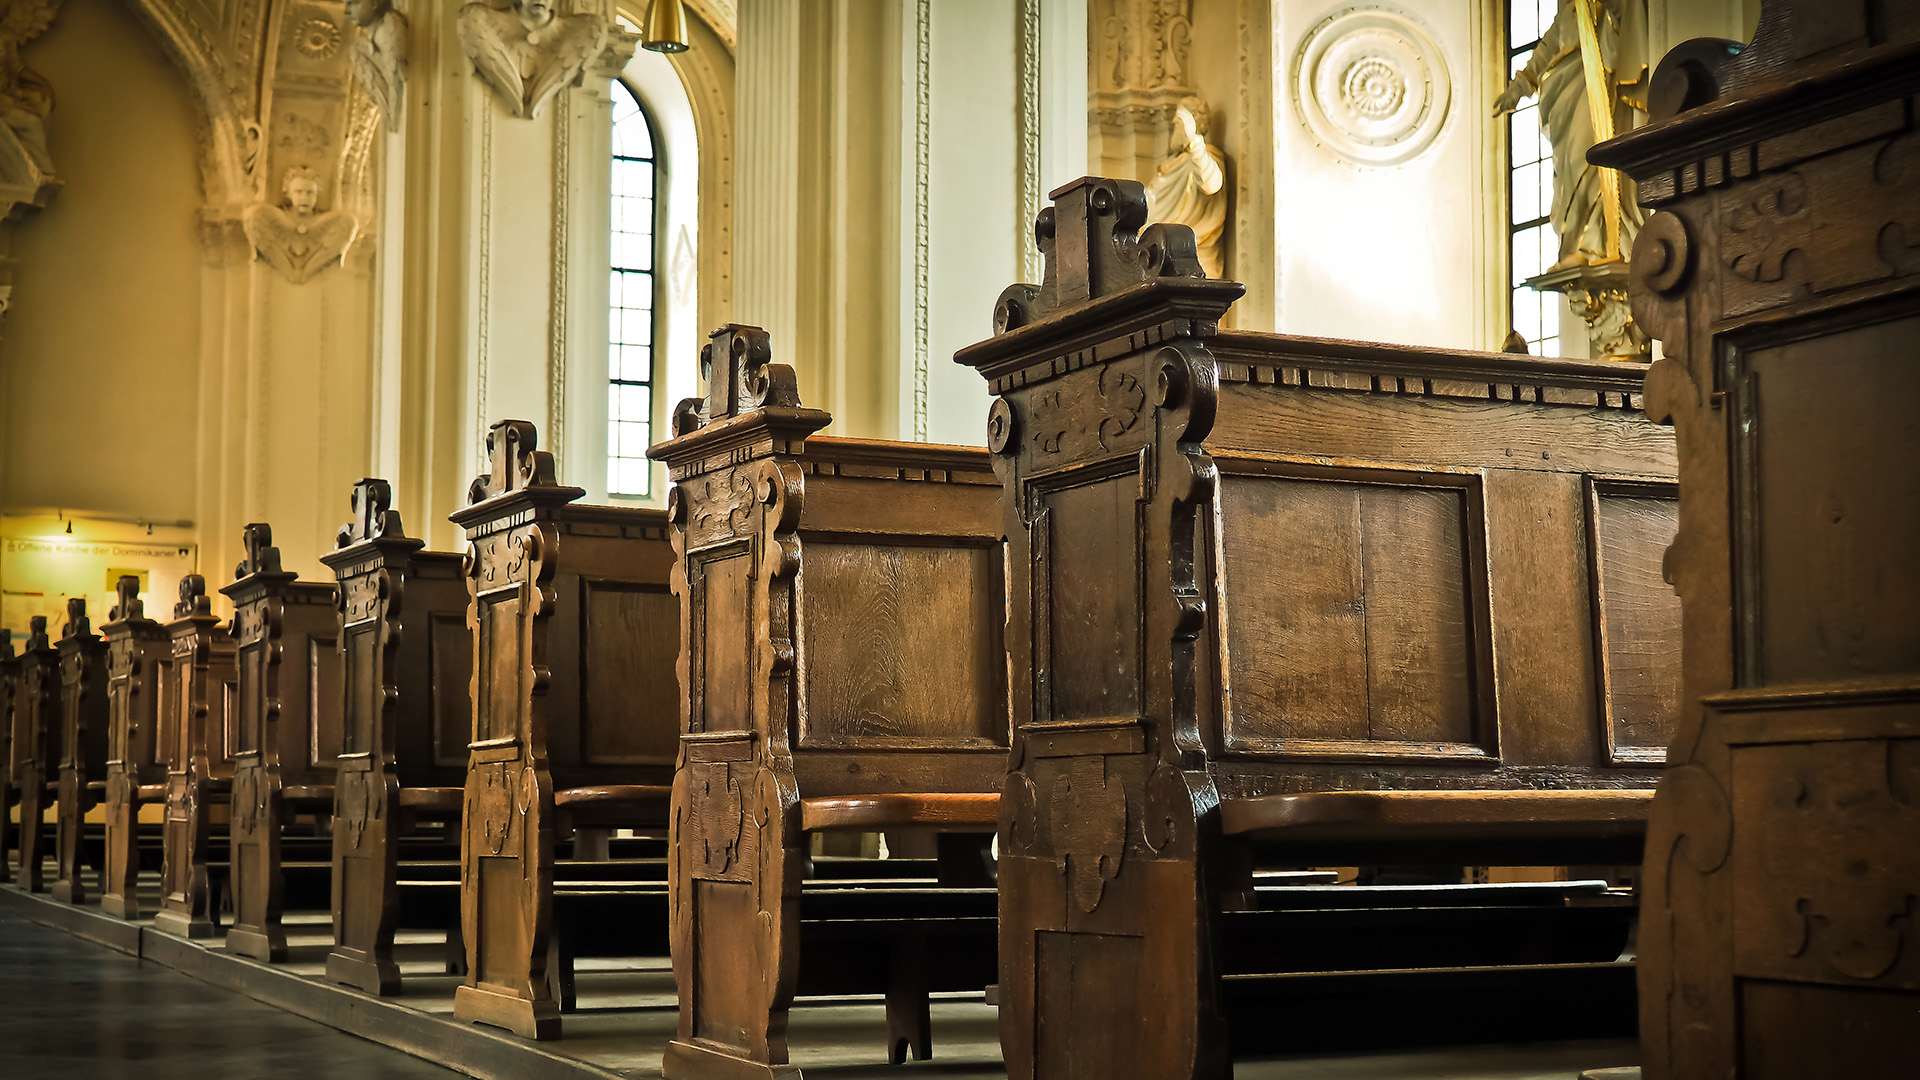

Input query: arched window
[607,80,660,497]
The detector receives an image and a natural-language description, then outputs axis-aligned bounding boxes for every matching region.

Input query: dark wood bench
[13,616,57,892]
[448,419,678,1039]
[956,177,1679,1075]
[152,574,239,940]
[320,478,472,994]
[218,523,343,961]
[1590,2,1920,1073]
[100,575,174,919]
[650,326,1007,1077]
[52,598,109,905]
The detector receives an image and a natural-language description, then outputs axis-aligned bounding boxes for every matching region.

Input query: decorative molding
[476,103,493,471]
[911,0,930,441]
[1015,0,1042,285]
[549,86,570,475]
[1094,0,1192,93]
[1290,5,1450,168]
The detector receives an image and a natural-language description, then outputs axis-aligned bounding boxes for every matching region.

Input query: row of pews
[8,9,1916,1065]
[1,180,1680,1077]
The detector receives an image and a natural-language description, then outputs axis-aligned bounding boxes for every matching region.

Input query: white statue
[1144,96,1227,279]
[457,0,608,120]
[1,0,63,186]
[347,0,409,134]
[1494,0,1649,270]
[244,166,359,284]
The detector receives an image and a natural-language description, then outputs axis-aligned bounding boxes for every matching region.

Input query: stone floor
[0,889,1639,1079]
[0,912,456,1079]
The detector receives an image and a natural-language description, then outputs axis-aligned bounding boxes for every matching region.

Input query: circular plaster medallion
[1292,6,1451,167]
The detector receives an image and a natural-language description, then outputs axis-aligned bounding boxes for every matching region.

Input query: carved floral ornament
[1291,5,1451,168]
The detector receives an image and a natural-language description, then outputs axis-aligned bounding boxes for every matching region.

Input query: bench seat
[1221,789,1653,863]
[800,793,1000,833]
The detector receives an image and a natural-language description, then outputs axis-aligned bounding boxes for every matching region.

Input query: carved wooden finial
[61,597,91,641]
[993,177,1208,335]
[468,419,561,504]
[673,324,802,435]
[175,574,212,619]
[337,478,407,548]
[235,523,283,579]
[26,615,50,650]
[110,575,144,622]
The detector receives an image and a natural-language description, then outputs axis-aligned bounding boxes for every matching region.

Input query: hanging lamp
[642,0,690,53]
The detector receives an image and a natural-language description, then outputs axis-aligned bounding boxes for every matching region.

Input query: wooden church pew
[99,575,174,919]
[956,176,1677,1076]
[1590,2,1920,1073]
[151,574,238,940]
[650,326,1006,1079]
[0,638,15,884]
[13,616,57,892]
[319,478,472,995]
[448,418,678,1039]
[217,523,343,961]
[52,598,109,905]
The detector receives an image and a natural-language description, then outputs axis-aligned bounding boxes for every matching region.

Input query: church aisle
[0,914,458,1080]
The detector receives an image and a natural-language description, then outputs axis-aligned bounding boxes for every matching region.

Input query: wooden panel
[1738,318,1920,686]
[1216,467,1479,754]
[1035,931,1145,1076]
[341,623,378,757]
[1042,474,1140,722]
[431,612,473,766]
[1590,482,1681,764]
[235,641,263,756]
[310,634,344,766]
[801,540,1004,747]
[697,552,752,732]
[1740,980,1920,1080]
[579,580,677,764]
[478,594,521,744]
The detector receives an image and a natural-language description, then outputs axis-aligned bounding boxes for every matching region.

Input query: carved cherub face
[285,173,322,215]
[517,0,556,28]
[345,0,386,28]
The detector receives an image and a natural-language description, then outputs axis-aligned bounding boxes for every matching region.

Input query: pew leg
[445,915,468,976]
[551,925,577,1013]
[935,832,996,888]
[572,825,611,862]
[885,932,933,1064]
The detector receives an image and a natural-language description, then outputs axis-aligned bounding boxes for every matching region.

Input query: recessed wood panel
[579,580,678,765]
[1739,319,1920,685]
[235,642,264,756]
[1590,482,1681,764]
[1043,474,1140,723]
[801,540,1004,747]
[477,594,521,744]
[309,635,343,768]
[341,624,378,757]
[430,612,473,766]
[1216,468,1481,755]
[698,552,752,733]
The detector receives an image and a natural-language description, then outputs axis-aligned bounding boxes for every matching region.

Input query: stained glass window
[1507,0,1560,355]
[608,80,658,497]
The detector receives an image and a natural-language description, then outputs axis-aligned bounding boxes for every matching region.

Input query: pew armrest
[1221,789,1654,864]
[555,785,673,825]
[136,783,167,802]
[282,784,337,808]
[800,793,1000,833]
[398,786,464,814]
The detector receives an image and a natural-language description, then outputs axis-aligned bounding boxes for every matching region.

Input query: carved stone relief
[1291,5,1451,168]
[1,0,67,332]
[244,165,359,283]
[457,0,609,120]
[346,0,407,134]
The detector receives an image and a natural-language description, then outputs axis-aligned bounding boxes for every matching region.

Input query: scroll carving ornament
[1051,756,1127,913]
[457,0,609,120]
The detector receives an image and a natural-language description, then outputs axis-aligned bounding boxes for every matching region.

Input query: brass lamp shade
[642,0,690,53]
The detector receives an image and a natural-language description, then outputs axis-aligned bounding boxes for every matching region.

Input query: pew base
[151,908,217,940]
[50,879,85,905]
[327,946,402,997]
[453,982,561,1041]
[662,1037,804,1080]
[99,892,140,921]
[225,924,289,962]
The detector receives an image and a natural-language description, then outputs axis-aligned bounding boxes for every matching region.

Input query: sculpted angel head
[345,0,391,28]
[516,0,556,29]
[282,166,324,215]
